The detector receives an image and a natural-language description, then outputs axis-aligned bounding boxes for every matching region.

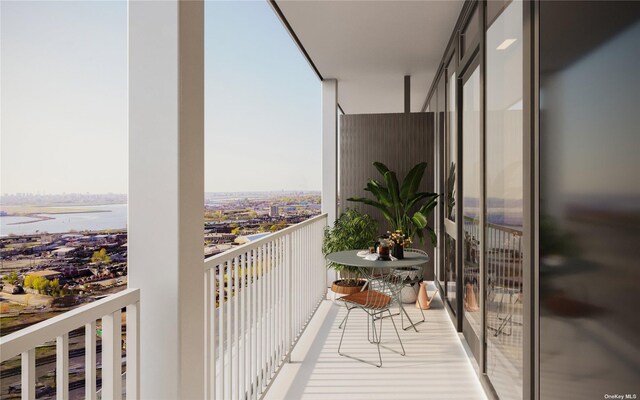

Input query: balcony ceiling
[274,0,464,114]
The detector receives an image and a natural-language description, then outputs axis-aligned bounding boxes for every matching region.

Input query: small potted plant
[322,209,378,296]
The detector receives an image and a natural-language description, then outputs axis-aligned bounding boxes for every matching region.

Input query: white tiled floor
[265,284,488,400]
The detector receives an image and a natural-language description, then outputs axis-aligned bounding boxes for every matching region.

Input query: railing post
[126,301,140,400]
[103,310,122,400]
[56,333,69,399]
[85,321,97,400]
[21,349,35,400]
[286,234,293,363]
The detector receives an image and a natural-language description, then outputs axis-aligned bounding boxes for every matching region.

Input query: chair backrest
[404,247,428,256]
[366,267,405,308]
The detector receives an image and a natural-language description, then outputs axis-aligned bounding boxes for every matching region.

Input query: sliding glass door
[461,59,482,360]
[485,1,524,398]
[443,53,458,314]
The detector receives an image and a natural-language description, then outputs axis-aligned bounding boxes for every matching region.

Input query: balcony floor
[265,283,488,400]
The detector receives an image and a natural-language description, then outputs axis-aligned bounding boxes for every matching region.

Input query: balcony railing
[204,213,328,400]
[462,215,524,369]
[462,215,523,296]
[0,288,140,400]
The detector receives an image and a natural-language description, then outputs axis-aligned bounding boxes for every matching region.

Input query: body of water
[0,204,127,236]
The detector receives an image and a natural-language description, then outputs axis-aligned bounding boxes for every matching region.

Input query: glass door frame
[457,52,485,367]
[443,48,460,324]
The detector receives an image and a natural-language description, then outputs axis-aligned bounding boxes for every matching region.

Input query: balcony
[264,292,486,400]
[1,214,487,399]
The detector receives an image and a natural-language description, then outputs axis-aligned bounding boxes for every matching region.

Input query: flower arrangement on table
[388,230,412,247]
[386,230,411,259]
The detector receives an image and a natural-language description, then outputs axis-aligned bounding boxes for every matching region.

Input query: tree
[2,271,18,285]
[270,221,288,232]
[91,248,111,264]
[231,227,241,235]
[50,279,61,297]
[26,276,50,294]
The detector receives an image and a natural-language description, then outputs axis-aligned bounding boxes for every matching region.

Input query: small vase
[416,281,432,310]
[392,244,404,259]
[464,283,479,312]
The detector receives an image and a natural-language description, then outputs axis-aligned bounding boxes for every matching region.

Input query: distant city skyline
[1,1,321,195]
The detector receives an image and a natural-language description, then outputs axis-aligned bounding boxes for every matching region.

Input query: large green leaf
[418,197,438,216]
[412,211,428,229]
[383,171,401,222]
[400,162,427,202]
[425,226,437,246]
[365,180,392,208]
[415,228,425,244]
[373,162,390,177]
[406,192,439,211]
[347,197,394,224]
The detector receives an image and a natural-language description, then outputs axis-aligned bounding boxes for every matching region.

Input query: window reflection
[446,70,457,222]
[485,1,524,399]
[539,2,640,398]
[445,235,457,312]
[462,67,481,338]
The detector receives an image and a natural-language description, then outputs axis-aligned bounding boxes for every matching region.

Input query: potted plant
[322,209,378,295]
[348,161,439,246]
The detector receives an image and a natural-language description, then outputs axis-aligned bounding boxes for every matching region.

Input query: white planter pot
[400,284,418,304]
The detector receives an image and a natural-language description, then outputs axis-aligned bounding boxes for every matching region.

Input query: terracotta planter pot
[331,279,366,295]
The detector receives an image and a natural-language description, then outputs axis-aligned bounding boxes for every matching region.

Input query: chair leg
[338,313,348,329]
[367,313,373,343]
[338,308,352,356]
[371,312,383,367]
[388,309,406,356]
[414,291,426,322]
[401,303,419,332]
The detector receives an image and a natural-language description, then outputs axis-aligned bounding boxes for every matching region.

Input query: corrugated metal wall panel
[339,112,436,278]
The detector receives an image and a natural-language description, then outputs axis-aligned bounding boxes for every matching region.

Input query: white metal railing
[204,213,328,400]
[0,288,140,400]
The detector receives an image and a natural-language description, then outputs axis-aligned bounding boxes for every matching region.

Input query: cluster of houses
[0,230,128,297]
[1,200,321,295]
[203,205,320,258]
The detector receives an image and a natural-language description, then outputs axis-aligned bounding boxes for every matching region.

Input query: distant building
[204,244,233,258]
[27,269,63,280]
[234,233,271,245]
[269,205,279,217]
[52,246,77,258]
[204,232,236,243]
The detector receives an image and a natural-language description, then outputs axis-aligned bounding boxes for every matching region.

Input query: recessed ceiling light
[497,38,517,50]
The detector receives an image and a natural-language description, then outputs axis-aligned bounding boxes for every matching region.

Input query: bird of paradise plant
[348,161,439,245]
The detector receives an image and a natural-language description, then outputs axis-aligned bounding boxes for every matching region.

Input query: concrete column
[322,79,338,287]
[321,79,338,224]
[128,1,204,398]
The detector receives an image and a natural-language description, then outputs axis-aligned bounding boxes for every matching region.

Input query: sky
[204,1,320,192]
[1,0,321,195]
